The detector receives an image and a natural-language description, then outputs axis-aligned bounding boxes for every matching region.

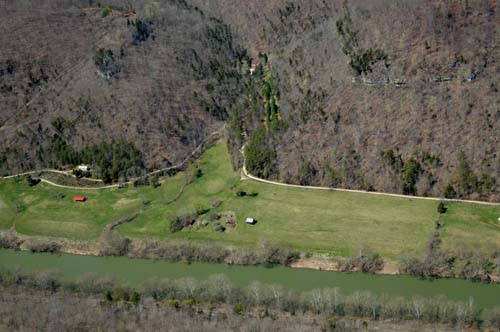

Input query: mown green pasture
[1,141,499,259]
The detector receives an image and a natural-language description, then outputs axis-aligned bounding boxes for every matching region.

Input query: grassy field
[1,141,499,259]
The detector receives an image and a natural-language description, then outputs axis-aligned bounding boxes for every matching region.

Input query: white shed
[77,165,90,172]
[246,217,256,225]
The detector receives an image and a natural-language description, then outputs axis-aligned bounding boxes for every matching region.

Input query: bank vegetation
[0,268,499,332]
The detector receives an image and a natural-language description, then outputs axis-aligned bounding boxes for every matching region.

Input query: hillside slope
[1,0,499,201]
[0,0,243,180]
[194,0,500,202]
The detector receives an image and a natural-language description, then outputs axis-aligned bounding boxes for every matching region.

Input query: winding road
[240,145,500,207]
[1,129,499,207]
[0,128,224,190]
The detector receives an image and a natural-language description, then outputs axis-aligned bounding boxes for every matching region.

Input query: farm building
[246,217,256,225]
[73,196,86,202]
[77,165,91,172]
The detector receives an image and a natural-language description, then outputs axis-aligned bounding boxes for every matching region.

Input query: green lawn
[1,141,499,259]
[440,203,500,253]
[0,172,186,239]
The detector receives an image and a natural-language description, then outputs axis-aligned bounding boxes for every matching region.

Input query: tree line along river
[0,249,499,309]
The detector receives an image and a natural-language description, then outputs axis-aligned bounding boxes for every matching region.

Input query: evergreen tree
[130,291,140,305]
[437,201,447,214]
[104,290,113,302]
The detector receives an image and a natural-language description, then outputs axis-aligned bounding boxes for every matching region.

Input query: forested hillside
[1,0,499,201]
[194,0,500,202]
[0,0,245,181]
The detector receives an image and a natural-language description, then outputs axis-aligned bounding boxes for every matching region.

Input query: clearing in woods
[0,141,499,259]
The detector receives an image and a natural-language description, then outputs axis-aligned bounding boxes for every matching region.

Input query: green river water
[0,249,499,309]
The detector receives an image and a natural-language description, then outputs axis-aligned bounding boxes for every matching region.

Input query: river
[0,249,499,309]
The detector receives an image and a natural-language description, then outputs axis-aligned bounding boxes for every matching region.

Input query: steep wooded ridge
[0,0,243,182]
[194,0,500,202]
[1,0,499,201]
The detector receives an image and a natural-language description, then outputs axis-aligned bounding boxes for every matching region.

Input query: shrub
[336,249,384,273]
[456,152,478,195]
[194,203,209,216]
[130,291,141,304]
[23,238,61,254]
[349,48,387,75]
[99,233,131,256]
[182,298,196,307]
[94,48,120,79]
[358,252,384,273]
[402,159,421,195]
[25,175,40,187]
[210,213,221,221]
[133,176,149,187]
[112,287,130,302]
[28,271,60,292]
[437,202,447,214]
[132,20,152,45]
[214,223,226,233]
[443,184,456,198]
[327,317,337,331]
[398,232,496,280]
[0,232,21,250]
[149,175,160,188]
[233,303,245,315]
[336,14,387,75]
[169,217,185,233]
[484,307,500,329]
[455,253,495,282]
[399,256,426,276]
[261,246,300,266]
[297,161,317,186]
[167,299,181,308]
[73,169,84,179]
[101,6,111,17]
[104,290,113,302]
[77,273,116,295]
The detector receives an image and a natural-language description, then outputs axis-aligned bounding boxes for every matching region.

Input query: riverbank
[0,224,414,275]
[1,248,500,310]
[291,255,400,275]
[2,229,500,283]
[1,286,489,332]
[1,256,500,331]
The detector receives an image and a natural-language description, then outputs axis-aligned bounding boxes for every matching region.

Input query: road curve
[39,178,118,190]
[0,128,224,190]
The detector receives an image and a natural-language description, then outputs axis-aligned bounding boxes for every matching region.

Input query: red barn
[73,196,86,202]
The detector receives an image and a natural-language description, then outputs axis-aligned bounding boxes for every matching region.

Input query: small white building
[249,61,261,75]
[246,217,256,225]
[77,165,91,172]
